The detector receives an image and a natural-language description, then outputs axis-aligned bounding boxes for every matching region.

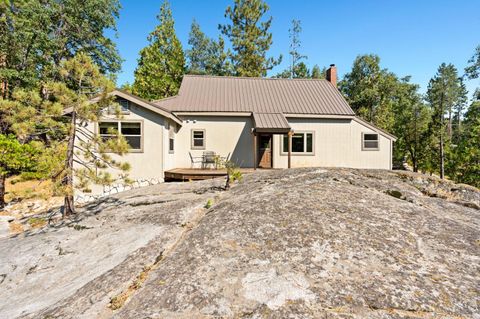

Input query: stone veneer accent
[74,178,163,204]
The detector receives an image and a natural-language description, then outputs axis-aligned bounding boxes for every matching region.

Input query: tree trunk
[0,174,6,209]
[412,154,418,173]
[225,172,230,190]
[63,111,76,215]
[439,92,445,179]
[439,133,445,179]
[447,110,452,139]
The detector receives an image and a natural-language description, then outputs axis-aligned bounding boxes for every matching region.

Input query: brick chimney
[326,64,337,87]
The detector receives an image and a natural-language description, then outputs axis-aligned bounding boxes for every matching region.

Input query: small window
[282,132,314,154]
[108,98,130,114]
[362,133,379,150]
[118,98,130,113]
[169,137,174,153]
[191,129,205,149]
[99,121,142,151]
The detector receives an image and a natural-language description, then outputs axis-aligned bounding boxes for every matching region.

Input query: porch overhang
[251,112,293,170]
[252,112,291,133]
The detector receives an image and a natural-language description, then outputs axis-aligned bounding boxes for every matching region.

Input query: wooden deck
[164,168,256,181]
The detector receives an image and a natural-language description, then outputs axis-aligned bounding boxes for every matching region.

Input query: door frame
[257,134,273,168]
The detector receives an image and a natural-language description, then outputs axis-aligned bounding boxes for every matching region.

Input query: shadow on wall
[230,120,254,168]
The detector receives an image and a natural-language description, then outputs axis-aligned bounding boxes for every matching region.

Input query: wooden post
[253,132,257,170]
[288,131,293,169]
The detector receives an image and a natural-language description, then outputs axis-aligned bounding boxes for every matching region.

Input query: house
[76,65,396,202]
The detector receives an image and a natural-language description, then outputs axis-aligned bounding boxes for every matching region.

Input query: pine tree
[288,19,307,78]
[453,100,480,187]
[275,19,310,79]
[0,0,122,98]
[339,54,398,129]
[311,65,325,79]
[465,45,480,80]
[51,53,131,215]
[219,0,281,77]
[426,63,466,179]
[391,78,431,172]
[465,45,480,99]
[186,20,211,75]
[186,20,232,75]
[133,0,185,100]
[0,134,39,208]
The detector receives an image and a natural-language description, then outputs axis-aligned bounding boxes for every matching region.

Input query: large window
[99,121,142,151]
[362,133,379,150]
[282,132,314,154]
[191,129,205,149]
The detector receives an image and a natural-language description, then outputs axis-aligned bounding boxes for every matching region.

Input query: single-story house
[76,65,396,201]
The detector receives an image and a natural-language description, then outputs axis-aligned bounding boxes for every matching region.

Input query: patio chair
[189,152,203,168]
[202,151,216,169]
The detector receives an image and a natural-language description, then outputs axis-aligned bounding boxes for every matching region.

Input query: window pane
[193,131,204,139]
[306,133,313,152]
[282,134,288,152]
[117,98,129,112]
[169,138,174,151]
[125,136,141,149]
[99,122,117,135]
[193,139,204,147]
[364,134,378,141]
[121,122,141,135]
[259,135,270,149]
[292,134,304,152]
[364,141,379,149]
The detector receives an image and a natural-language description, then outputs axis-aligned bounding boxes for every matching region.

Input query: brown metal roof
[253,112,291,132]
[155,75,355,115]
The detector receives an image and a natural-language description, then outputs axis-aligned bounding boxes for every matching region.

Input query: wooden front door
[258,134,272,168]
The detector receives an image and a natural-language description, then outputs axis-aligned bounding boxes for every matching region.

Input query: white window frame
[191,129,206,150]
[98,120,143,153]
[362,132,379,151]
[281,131,315,155]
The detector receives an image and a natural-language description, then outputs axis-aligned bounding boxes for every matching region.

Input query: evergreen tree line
[0,0,479,214]
[129,0,479,187]
[0,0,131,213]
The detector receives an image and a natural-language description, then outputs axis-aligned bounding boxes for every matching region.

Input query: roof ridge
[183,74,328,82]
[152,95,178,103]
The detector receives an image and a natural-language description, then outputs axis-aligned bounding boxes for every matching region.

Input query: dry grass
[5,177,55,203]
[109,265,153,310]
[9,222,24,234]
[27,217,47,228]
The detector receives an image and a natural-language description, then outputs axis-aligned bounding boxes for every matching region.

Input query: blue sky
[114,0,480,96]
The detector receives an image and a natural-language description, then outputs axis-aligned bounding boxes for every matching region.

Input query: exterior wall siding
[273,118,392,169]
[74,108,393,202]
[73,101,166,202]
[173,116,254,168]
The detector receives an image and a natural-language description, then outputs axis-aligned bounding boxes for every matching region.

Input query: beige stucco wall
[74,101,167,199]
[273,118,392,169]
[172,116,254,168]
[172,115,392,171]
[75,108,393,200]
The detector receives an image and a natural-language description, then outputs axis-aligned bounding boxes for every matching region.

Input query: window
[191,129,205,149]
[108,98,130,114]
[169,137,174,153]
[282,132,314,154]
[99,121,142,151]
[362,133,379,150]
